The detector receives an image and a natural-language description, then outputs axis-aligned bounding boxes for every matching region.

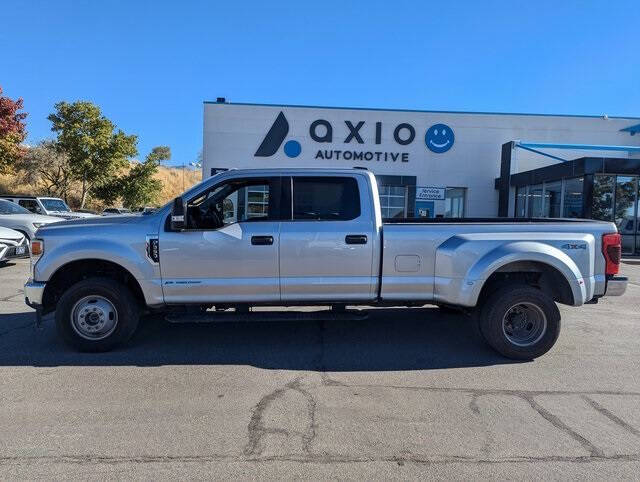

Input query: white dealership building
[203,100,640,253]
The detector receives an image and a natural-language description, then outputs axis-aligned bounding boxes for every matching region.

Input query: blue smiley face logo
[425,124,454,153]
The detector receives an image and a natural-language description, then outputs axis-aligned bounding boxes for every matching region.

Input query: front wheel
[478,285,560,360]
[55,278,140,352]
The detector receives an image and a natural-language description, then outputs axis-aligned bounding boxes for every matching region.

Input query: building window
[636,180,640,255]
[445,188,466,218]
[528,184,543,217]
[515,186,527,217]
[379,185,407,218]
[592,175,615,221]
[562,177,584,218]
[246,184,269,218]
[543,181,562,218]
[615,176,636,254]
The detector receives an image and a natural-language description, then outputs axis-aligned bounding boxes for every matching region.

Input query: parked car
[25,168,627,358]
[0,199,61,241]
[102,207,132,216]
[0,195,98,220]
[0,226,28,264]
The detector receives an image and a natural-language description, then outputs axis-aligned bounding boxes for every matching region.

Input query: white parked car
[0,195,98,220]
[0,199,61,241]
[0,226,28,264]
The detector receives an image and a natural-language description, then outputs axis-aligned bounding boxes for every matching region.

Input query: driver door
[159,176,282,304]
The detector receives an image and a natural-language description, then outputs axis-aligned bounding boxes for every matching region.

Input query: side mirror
[170,196,185,230]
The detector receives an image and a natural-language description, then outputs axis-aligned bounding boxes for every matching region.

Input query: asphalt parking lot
[1,258,639,480]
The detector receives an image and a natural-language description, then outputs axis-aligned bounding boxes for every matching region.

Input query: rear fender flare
[468,241,585,306]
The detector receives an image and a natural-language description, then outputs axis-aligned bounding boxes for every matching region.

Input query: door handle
[345,234,368,245]
[251,235,274,245]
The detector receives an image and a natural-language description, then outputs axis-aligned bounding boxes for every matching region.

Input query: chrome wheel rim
[502,302,547,347]
[71,295,118,340]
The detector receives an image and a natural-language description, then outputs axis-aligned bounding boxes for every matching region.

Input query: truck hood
[37,214,144,232]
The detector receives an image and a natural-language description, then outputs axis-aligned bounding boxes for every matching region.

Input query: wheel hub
[71,296,119,340]
[502,302,547,347]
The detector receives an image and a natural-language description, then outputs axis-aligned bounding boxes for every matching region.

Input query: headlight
[32,222,44,229]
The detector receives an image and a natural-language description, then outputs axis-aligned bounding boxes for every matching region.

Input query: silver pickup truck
[24,168,627,359]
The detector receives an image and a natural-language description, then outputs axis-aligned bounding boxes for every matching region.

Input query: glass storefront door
[592,174,639,255]
[516,174,640,254]
[615,176,637,255]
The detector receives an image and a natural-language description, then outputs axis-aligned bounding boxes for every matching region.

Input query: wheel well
[42,259,145,314]
[478,261,574,306]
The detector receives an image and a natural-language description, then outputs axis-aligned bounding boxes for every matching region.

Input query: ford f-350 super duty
[24,168,627,359]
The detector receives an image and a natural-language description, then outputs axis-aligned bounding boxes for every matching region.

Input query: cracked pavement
[1,258,639,479]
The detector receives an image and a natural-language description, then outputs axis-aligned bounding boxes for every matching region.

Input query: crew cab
[24,168,627,358]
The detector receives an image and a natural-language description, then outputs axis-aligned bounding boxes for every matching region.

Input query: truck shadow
[0,308,519,370]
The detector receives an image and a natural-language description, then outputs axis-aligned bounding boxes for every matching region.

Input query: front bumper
[24,279,46,307]
[0,239,29,261]
[604,276,628,297]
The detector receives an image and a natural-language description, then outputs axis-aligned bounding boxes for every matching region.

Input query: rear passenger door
[279,175,376,302]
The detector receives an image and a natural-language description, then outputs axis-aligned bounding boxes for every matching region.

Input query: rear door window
[292,177,360,221]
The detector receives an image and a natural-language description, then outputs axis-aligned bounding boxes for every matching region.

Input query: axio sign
[254,111,454,161]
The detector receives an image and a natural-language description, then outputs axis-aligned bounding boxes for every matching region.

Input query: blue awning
[518,142,640,153]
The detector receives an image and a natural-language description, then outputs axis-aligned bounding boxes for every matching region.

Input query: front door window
[615,176,637,255]
[186,180,271,230]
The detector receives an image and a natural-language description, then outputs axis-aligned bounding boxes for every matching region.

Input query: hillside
[0,164,202,211]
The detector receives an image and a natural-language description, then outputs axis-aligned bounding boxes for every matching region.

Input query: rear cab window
[292,177,360,221]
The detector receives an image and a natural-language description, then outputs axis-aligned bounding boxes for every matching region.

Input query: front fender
[435,236,588,307]
[35,237,164,307]
[36,238,151,282]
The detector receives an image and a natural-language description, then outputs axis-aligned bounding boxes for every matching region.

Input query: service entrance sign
[416,186,445,201]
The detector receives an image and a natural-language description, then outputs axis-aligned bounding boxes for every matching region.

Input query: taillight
[602,233,621,275]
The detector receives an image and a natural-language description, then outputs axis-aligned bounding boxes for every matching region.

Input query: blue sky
[2,0,639,167]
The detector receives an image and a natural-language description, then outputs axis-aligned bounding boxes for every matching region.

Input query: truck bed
[383,217,608,224]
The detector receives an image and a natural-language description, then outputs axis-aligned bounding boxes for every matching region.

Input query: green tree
[96,146,170,209]
[0,86,28,173]
[47,101,137,208]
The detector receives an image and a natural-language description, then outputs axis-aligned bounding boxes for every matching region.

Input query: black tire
[55,277,140,352]
[478,285,560,360]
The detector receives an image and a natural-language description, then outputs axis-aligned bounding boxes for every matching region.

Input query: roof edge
[203,101,640,121]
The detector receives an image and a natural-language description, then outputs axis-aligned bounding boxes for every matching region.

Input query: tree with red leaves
[0,86,28,173]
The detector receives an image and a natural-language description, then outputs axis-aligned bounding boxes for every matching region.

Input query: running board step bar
[165,310,369,324]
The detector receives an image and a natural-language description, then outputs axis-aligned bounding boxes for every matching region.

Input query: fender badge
[561,243,587,250]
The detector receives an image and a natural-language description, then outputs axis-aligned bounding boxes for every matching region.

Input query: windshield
[40,198,71,212]
[0,199,32,215]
